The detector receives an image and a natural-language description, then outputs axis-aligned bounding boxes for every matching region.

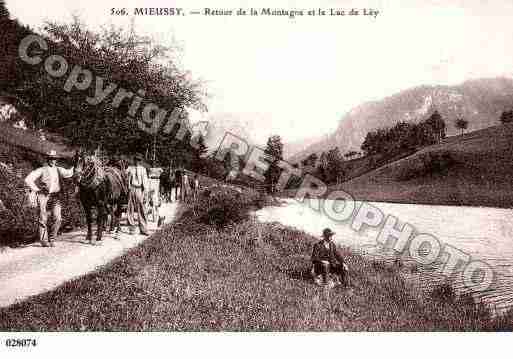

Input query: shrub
[430,282,456,303]
[0,165,38,245]
[180,185,263,229]
[500,110,513,124]
[423,151,454,175]
[396,150,455,181]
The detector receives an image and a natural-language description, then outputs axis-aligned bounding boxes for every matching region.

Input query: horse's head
[74,150,105,188]
[73,149,89,185]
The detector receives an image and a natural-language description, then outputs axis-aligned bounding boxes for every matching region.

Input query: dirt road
[0,202,178,308]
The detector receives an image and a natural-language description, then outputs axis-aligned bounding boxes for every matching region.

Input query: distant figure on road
[174,168,183,202]
[25,150,74,247]
[161,166,175,202]
[181,170,190,202]
[311,228,347,287]
[147,167,163,223]
[126,154,149,235]
[191,174,200,201]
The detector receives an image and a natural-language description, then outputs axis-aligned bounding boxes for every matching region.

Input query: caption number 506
[111,8,128,16]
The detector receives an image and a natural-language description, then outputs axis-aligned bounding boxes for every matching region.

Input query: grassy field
[282,124,513,208]
[338,124,513,208]
[1,185,512,331]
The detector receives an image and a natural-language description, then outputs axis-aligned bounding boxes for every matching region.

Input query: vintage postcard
[0,0,511,356]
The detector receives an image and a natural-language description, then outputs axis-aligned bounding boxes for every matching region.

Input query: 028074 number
[5,338,37,347]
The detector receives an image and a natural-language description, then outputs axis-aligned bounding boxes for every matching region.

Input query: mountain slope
[289,77,513,162]
[202,112,260,153]
[282,133,327,160]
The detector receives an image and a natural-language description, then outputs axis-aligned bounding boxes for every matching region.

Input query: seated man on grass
[311,228,348,287]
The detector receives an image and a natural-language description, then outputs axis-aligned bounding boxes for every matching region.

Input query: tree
[189,133,208,173]
[0,1,33,95]
[500,110,513,124]
[361,128,388,155]
[301,152,318,168]
[425,110,446,143]
[3,16,206,168]
[0,1,9,18]
[345,150,359,159]
[326,147,345,184]
[194,133,208,157]
[454,118,469,136]
[220,148,236,181]
[361,115,445,159]
[263,135,284,193]
[317,151,329,182]
[199,152,224,180]
[413,122,436,147]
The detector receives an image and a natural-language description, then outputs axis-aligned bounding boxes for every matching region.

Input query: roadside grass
[1,186,512,331]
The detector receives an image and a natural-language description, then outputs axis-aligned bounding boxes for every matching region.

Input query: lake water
[255,198,513,313]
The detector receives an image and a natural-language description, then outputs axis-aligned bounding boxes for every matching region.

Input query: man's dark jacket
[311,240,344,265]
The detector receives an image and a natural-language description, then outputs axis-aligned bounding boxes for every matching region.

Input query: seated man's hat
[322,228,335,238]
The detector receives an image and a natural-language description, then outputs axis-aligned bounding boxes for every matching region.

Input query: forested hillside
[0,0,208,170]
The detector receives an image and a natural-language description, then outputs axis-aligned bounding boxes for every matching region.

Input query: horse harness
[78,156,106,189]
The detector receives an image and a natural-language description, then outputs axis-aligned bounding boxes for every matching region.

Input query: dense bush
[395,150,455,181]
[178,185,266,228]
[500,110,513,124]
[361,112,446,157]
[430,282,456,303]
[0,165,38,245]
[423,151,454,174]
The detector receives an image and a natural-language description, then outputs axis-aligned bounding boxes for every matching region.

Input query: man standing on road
[126,153,149,235]
[165,166,176,202]
[25,150,74,247]
[181,170,190,202]
[174,167,183,202]
[191,174,200,201]
[311,228,348,287]
[147,166,163,223]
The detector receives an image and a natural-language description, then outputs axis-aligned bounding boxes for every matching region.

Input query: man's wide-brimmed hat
[46,150,59,159]
[323,228,335,238]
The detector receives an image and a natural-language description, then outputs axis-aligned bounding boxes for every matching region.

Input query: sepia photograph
[0,0,512,355]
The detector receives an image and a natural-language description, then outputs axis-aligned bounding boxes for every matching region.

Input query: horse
[73,150,128,243]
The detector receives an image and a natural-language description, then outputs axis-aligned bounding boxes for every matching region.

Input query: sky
[8,0,513,143]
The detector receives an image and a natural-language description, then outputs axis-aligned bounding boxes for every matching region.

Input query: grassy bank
[281,124,513,209]
[335,124,513,208]
[1,186,512,331]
